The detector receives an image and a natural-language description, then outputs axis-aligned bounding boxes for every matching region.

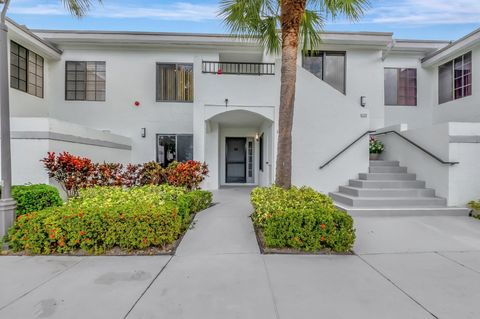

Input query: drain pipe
[382,40,396,61]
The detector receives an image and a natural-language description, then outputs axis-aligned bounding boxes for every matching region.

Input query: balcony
[202,61,275,76]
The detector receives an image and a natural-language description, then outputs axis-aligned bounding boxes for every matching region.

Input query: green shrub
[251,186,355,252]
[7,185,212,254]
[6,184,63,216]
[468,200,480,219]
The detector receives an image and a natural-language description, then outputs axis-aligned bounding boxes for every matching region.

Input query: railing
[202,61,275,75]
[372,130,459,165]
[319,130,375,169]
[318,129,459,170]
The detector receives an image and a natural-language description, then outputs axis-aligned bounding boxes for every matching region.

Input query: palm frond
[61,0,102,17]
[300,9,323,53]
[320,0,370,21]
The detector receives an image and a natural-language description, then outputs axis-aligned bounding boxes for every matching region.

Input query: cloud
[8,1,219,21]
[364,0,480,25]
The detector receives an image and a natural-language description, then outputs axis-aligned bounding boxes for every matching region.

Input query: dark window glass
[157,134,194,167]
[384,68,417,106]
[65,61,106,101]
[438,52,472,104]
[156,63,193,102]
[10,41,43,98]
[259,133,264,172]
[302,51,346,93]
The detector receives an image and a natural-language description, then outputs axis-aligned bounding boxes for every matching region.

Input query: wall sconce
[255,133,259,141]
[141,128,146,138]
[360,96,367,107]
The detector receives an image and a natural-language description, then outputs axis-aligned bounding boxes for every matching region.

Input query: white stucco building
[4,18,480,213]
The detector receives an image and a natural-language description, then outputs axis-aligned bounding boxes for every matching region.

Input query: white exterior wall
[432,46,480,124]
[292,67,370,193]
[377,122,480,206]
[5,118,131,186]
[383,53,435,129]
[48,46,198,164]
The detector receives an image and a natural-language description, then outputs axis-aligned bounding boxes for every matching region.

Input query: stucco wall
[383,53,435,129]
[432,46,480,124]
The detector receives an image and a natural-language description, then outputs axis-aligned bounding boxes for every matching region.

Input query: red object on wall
[217,68,222,75]
[134,101,140,107]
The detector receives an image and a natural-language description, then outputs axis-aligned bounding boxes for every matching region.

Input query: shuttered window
[10,41,44,98]
[156,63,193,102]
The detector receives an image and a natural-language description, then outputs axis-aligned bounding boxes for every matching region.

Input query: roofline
[422,27,480,65]
[395,39,452,44]
[6,17,62,55]
[32,28,394,38]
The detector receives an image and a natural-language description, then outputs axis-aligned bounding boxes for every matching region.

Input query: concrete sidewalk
[1,187,480,319]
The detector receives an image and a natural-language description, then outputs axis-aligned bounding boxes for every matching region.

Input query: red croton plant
[41,152,209,197]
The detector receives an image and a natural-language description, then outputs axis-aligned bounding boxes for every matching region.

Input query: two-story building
[4,17,480,214]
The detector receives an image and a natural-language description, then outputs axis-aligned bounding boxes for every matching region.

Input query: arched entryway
[204,108,275,188]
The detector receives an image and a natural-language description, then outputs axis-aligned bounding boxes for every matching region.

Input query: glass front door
[225,137,247,183]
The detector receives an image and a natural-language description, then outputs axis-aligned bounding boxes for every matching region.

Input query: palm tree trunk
[275,0,306,189]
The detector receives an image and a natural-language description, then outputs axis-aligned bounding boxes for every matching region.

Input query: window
[156,134,193,167]
[156,63,193,102]
[438,52,472,104]
[302,51,346,93]
[66,61,106,101]
[10,41,44,98]
[259,133,264,172]
[384,68,417,106]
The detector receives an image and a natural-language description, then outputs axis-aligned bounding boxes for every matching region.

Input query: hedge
[251,186,355,252]
[7,185,212,254]
[0,184,63,216]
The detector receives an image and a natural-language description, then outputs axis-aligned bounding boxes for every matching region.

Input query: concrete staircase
[330,160,470,216]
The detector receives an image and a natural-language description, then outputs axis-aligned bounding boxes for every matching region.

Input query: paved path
[1,187,480,318]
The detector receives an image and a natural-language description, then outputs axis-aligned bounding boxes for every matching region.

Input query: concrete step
[349,179,426,188]
[369,166,407,173]
[335,203,471,217]
[369,160,400,167]
[339,186,435,197]
[359,173,416,180]
[330,192,447,207]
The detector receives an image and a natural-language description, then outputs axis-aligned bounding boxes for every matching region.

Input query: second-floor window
[66,61,106,101]
[438,52,472,104]
[10,41,44,98]
[302,51,346,94]
[156,63,193,102]
[384,68,417,106]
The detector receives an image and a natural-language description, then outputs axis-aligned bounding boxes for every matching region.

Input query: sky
[5,0,480,41]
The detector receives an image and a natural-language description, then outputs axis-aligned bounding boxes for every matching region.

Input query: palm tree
[0,0,101,236]
[220,0,369,188]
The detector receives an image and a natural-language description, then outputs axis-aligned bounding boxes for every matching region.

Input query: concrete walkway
[1,187,480,318]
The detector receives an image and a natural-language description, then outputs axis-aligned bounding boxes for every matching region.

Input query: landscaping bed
[4,185,212,255]
[251,186,355,254]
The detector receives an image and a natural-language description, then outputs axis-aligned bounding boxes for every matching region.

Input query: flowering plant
[166,160,209,190]
[369,137,384,154]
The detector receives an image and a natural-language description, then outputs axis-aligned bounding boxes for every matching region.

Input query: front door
[226,137,247,183]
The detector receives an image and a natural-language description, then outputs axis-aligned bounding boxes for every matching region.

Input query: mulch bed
[252,217,353,256]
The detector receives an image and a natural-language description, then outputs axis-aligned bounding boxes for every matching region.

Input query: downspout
[0,0,17,238]
[382,39,396,61]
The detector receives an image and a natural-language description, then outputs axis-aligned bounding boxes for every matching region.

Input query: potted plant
[369,137,384,160]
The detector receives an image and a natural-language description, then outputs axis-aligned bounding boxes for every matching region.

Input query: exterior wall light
[255,133,259,141]
[360,96,367,107]
[141,128,146,138]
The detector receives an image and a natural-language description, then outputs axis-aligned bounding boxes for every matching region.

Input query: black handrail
[319,130,375,169]
[372,130,459,165]
[202,61,275,75]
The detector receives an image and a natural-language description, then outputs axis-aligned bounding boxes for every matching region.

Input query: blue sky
[6,0,480,41]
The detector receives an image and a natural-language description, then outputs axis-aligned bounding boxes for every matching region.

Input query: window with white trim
[10,41,44,98]
[438,52,472,104]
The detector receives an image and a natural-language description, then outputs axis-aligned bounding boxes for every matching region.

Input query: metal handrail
[319,130,375,169]
[372,130,459,165]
